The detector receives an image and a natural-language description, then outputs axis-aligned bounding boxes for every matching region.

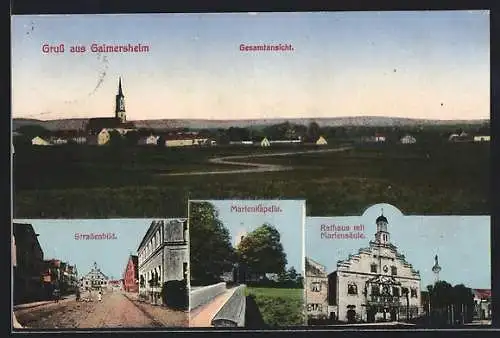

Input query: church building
[320,212,421,323]
[86,77,135,136]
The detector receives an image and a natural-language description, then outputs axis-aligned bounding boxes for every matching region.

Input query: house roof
[163,134,208,141]
[473,289,491,299]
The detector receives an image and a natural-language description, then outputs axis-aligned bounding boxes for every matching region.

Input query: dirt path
[77,291,160,328]
[163,146,353,177]
[15,291,188,329]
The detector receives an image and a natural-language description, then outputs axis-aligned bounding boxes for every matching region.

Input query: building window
[391,266,397,276]
[347,282,358,295]
[306,303,323,312]
[371,285,380,296]
[411,288,418,298]
[311,282,321,292]
[370,264,377,273]
[392,287,400,297]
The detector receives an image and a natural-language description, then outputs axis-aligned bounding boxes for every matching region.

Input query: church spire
[115,76,126,122]
[118,77,123,96]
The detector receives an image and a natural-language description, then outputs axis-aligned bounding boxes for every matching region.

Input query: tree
[123,130,140,146]
[189,202,236,284]
[236,223,287,275]
[307,121,321,142]
[17,125,50,139]
[452,284,474,324]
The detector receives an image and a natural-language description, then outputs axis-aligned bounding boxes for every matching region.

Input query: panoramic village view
[11,11,489,220]
[12,219,190,329]
[305,204,491,328]
[11,10,491,331]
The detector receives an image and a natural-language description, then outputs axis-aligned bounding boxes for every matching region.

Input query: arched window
[347,282,358,295]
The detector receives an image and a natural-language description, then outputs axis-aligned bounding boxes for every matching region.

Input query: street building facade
[138,219,189,305]
[13,223,45,304]
[123,255,139,292]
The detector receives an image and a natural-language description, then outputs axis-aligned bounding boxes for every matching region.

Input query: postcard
[187,200,306,328]
[304,203,491,328]
[12,219,190,329]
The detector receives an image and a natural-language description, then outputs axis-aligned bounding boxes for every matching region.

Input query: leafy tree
[236,223,287,275]
[17,125,50,138]
[108,129,124,146]
[189,202,236,284]
[452,284,474,323]
[307,121,321,142]
[124,130,140,146]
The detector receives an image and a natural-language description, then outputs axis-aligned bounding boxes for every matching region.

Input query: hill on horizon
[12,116,489,132]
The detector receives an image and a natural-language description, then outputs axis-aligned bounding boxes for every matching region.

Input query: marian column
[431,255,442,283]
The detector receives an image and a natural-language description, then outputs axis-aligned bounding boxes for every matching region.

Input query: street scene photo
[305,203,491,328]
[188,200,305,328]
[12,219,190,329]
[12,11,489,221]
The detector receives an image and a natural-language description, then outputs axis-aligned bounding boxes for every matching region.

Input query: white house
[50,137,69,145]
[31,136,51,146]
[260,137,271,147]
[400,135,416,144]
[97,129,112,145]
[269,139,302,145]
[164,136,209,147]
[375,134,386,143]
[474,135,490,142]
[138,135,160,146]
[316,136,328,146]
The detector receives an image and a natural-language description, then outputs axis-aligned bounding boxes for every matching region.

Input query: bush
[161,280,188,310]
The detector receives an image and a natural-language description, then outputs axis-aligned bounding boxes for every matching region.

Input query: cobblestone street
[15,290,188,329]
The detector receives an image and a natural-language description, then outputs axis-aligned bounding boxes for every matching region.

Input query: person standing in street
[98,290,102,302]
[53,288,60,303]
[75,287,81,302]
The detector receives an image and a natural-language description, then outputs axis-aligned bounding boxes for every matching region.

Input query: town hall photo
[304,203,491,328]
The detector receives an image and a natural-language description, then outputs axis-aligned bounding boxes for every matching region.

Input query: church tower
[374,209,390,245]
[115,77,126,123]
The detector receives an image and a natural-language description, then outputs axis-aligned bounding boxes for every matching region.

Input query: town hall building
[306,211,422,324]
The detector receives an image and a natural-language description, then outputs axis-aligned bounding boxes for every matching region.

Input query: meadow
[245,287,305,327]
[13,141,489,218]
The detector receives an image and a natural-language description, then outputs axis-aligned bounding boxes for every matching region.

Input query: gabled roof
[473,289,491,299]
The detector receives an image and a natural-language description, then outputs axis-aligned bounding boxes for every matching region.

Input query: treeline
[14,121,490,146]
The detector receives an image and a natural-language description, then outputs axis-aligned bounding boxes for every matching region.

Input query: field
[13,141,489,218]
[245,287,305,327]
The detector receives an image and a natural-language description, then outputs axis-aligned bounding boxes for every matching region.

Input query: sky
[190,200,305,273]
[11,11,489,121]
[14,218,159,280]
[306,203,491,289]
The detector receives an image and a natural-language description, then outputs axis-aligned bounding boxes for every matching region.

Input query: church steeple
[115,77,126,123]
